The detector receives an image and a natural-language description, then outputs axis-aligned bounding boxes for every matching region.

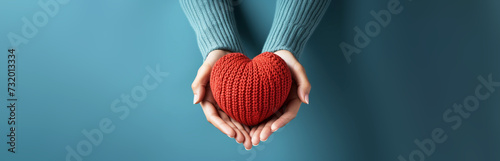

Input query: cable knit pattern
[210,52,292,126]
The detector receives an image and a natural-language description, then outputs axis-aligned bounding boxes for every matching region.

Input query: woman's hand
[249,50,311,146]
[192,50,254,150]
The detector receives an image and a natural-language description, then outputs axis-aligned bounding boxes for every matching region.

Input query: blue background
[1,0,500,161]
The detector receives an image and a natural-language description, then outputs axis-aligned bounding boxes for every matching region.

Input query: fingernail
[193,94,198,104]
[245,147,251,151]
[227,135,233,138]
[236,140,242,144]
[253,143,259,146]
[262,138,268,142]
[305,94,309,104]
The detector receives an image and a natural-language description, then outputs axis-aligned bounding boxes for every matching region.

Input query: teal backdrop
[1,0,499,161]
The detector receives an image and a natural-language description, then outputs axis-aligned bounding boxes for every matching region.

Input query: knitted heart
[210,52,292,126]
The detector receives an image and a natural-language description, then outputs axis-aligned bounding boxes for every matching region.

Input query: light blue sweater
[180,0,331,60]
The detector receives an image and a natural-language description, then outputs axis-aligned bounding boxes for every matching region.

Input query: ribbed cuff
[180,0,244,60]
[262,0,331,59]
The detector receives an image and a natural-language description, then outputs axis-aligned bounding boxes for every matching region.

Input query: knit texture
[180,0,244,60]
[262,0,331,59]
[210,52,292,126]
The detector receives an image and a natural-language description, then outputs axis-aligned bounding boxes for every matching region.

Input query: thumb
[192,63,212,104]
[274,50,311,104]
[290,62,311,104]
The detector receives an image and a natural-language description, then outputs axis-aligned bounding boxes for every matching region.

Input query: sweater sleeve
[262,0,331,59]
[180,0,244,60]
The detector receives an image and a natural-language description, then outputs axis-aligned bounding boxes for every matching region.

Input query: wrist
[274,50,298,67]
[205,50,231,66]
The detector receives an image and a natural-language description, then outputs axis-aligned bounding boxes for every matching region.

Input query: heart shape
[210,52,292,126]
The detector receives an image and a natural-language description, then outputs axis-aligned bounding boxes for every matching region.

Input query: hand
[192,50,254,150]
[249,50,311,146]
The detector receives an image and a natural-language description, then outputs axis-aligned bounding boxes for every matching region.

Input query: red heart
[210,52,292,126]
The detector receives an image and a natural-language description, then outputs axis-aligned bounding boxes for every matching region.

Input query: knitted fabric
[262,0,331,59]
[210,52,292,126]
[180,0,331,60]
[180,0,245,60]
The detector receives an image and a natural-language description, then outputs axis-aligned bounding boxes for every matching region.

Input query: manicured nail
[305,94,309,104]
[193,94,198,104]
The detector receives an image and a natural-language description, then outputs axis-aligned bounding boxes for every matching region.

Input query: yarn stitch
[210,52,292,126]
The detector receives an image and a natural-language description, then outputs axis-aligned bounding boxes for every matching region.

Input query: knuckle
[191,83,197,90]
[191,85,200,93]
[192,80,202,89]
[293,63,306,73]
[304,82,312,89]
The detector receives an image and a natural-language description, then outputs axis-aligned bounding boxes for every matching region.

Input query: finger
[260,117,277,142]
[192,64,212,104]
[200,101,235,138]
[232,126,245,144]
[274,50,311,104]
[219,110,237,139]
[220,111,244,143]
[243,125,251,133]
[271,99,301,132]
[252,123,266,146]
[250,127,256,137]
[290,62,311,104]
[231,119,253,150]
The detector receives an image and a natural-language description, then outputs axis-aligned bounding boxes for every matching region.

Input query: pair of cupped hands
[191,50,311,150]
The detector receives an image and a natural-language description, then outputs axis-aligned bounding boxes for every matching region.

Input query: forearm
[262,0,331,59]
[180,0,244,60]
